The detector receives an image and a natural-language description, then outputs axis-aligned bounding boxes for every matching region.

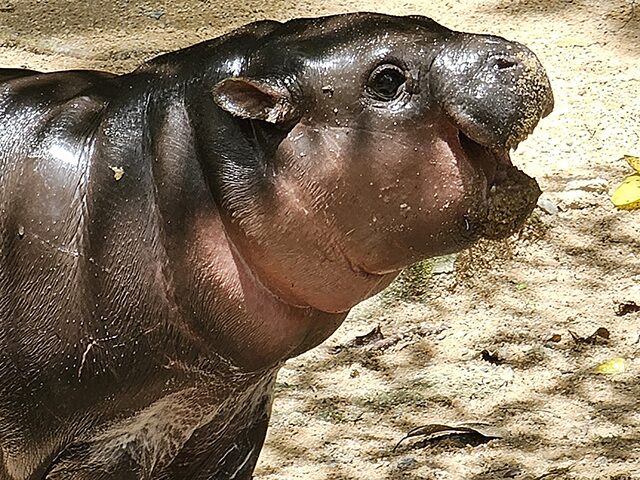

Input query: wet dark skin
[0,13,553,479]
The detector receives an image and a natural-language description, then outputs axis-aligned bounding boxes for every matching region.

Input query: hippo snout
[430,34,554,150]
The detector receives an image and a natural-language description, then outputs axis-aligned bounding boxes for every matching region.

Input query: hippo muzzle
[427,34,553,241]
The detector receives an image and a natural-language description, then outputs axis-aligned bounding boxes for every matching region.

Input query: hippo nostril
[492,57,518,70]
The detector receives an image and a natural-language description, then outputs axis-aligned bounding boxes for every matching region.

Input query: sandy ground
[1,1,639,479]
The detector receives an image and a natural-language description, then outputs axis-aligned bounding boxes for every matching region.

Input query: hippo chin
[0,13,552,479]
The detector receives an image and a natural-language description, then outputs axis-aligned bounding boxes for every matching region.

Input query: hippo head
[210,13,553,314]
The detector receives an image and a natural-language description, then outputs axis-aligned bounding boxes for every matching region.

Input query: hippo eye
[367,65,407,101]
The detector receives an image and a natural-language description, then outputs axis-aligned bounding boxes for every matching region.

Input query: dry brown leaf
[615,301,640,316]
[547,334,562,343]
[569,327,610,345]
[481,349,504,365]
[394,421,503,452]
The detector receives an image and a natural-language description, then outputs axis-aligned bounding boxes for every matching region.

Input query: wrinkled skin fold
[0,13,552,479]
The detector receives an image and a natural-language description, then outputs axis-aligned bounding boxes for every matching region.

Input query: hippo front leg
[44,437,265,480]
[42,374,274,480]
[166,392,272,480]
[44,452,141,480]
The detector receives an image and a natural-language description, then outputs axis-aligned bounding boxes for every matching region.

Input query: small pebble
[537,196,558,215]
[556,190,593,209]
[397,457,418,469]
[432,254,456,274]
[144,10,165,20]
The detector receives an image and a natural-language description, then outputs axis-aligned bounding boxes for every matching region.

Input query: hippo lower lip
[456,130,541,240]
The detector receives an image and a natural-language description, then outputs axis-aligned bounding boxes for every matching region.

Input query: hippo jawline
[457,131,542,241]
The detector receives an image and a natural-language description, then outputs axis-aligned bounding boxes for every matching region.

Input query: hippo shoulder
[0,71,116,253]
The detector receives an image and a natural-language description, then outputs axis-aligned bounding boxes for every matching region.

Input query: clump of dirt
[481,167,542,240]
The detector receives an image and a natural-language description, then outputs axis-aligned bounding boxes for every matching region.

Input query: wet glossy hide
[0,13,552,479]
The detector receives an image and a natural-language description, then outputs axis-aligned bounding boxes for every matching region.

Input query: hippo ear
[212,77,297,124]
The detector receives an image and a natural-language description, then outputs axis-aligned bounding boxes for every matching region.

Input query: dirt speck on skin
[1,1,639,479]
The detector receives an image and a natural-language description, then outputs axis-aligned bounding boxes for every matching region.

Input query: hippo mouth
[457,131,541,240]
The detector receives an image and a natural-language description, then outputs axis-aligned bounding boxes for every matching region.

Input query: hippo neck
[138,90,347,373]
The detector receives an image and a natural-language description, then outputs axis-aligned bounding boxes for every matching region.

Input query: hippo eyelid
[365,63,409,102]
